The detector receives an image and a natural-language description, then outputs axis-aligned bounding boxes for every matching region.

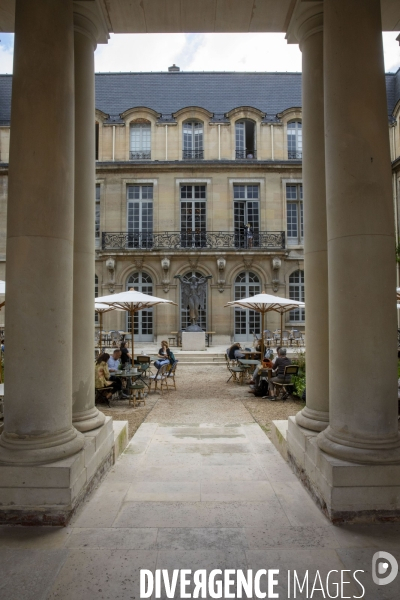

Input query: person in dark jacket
[268,347,292,400]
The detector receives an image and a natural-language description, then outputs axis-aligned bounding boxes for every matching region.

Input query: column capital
[73,1,110,47]
[286,2,323,48]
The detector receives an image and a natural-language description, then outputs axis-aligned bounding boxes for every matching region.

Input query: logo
[372,552,398,586]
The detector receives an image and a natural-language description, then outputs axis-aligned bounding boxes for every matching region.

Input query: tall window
[130,122,151,160]
[183,121,203,159]
[180,185,206,248]
[289,270,305,322]
[233,184,260,248]
[287,121,302,159]
[126,272,153,341]
[127,185,153,248]
[235,120,256,159]
[95,184,100,248]
[234,272,261,341]
[286,183,303,246]
[180,271,207,331]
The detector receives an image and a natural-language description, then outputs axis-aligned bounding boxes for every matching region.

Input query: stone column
[295,11,330,432]
[317,0,400,464]
[72,12,105,432]
[0,0,84,464]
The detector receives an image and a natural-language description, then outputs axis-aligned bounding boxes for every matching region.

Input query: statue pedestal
[182,331,205,351]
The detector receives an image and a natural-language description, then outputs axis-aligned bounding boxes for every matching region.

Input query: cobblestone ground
[100,364,305,438]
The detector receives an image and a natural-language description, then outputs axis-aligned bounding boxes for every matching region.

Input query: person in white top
[107,349,129,399]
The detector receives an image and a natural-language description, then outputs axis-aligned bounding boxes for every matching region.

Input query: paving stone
[47,549,158,600]
[0,548,68,600]
[336,547,400,600]
[200,480,276,502]
[125,480,201,502]
[65,527,158,550]
[156,527,248,551]
[0,526,70,549]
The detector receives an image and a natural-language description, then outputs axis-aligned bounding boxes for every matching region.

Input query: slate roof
[0,69,399,126]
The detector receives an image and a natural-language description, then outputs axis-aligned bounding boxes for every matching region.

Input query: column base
[295,406,329,432]
[0,426,85,465]
[287,416,400,523]
[73,406,105,432]
[317,425,400,464]
[0,417,128,525]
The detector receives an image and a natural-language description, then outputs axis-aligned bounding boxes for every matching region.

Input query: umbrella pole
[99,312,103,353]
[261,311,265,360]
[130,309,135,364]
[280,311,283,347]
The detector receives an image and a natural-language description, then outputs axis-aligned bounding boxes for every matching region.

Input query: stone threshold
[0,417,128,526]
[271,417,400,524]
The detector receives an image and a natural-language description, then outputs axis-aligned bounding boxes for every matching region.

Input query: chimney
[168,64,180,72]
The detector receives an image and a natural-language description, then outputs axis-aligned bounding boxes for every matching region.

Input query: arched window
[234,271,261,341]
[289,270,305,321]
[287,121,302,159]
[126,272,153,341]
[235,120,256,159]
[180,271,207,331]
[183,121,203,159]
[130,120,151,160]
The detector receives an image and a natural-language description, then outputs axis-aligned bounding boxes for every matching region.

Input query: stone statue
[174,273,212,331]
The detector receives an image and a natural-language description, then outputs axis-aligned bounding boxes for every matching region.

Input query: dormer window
[287,121,302,159]
[235,120,256,159]
[183,121,203,159]
[130,121,151,160]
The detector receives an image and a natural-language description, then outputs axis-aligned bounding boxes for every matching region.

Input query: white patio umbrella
[225,292,305,359]
[95,288,177,359]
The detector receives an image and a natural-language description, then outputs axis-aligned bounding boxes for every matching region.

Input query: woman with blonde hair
[154,339,172,369]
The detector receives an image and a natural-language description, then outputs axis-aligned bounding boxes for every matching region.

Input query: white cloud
[94,33,188,72]
[0,31,399,75]
[383,32,400,72]
[176,33,302,72]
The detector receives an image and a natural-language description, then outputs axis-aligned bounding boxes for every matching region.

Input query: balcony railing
[235,149,257,159]
[102,231,285,251]
[288,150,302,160]
[129,151,151,160]
[182,149,204,160]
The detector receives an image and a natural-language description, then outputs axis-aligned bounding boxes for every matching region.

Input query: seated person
[95,353,121,398]
[227,342,245,361]
[119,341,132,367]
[268,347,292,400]
[249,349,274,391]
[154,340,172,369]
[107,349,129,399]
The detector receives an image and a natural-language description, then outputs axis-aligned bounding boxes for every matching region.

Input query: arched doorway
[234,271,261,341]
[126,272,153,341]
[180,271,207,331]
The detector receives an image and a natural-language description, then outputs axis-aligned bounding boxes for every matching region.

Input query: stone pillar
[72,12,105,432]
[0,0,84,464]
[317,0,400,464]
[295,11,329,432]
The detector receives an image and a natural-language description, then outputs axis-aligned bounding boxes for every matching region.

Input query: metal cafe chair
[273,365,299,400]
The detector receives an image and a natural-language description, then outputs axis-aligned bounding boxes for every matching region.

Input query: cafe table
[237,358,261,381]
[112,367,149,390]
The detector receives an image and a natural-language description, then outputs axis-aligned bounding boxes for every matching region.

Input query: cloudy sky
[0,31,399,74]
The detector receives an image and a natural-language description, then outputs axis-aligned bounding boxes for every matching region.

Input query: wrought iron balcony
[102,231,285,251]
[182,149,204,160]
[288,150,302,160]
[129,151,151,160]
[235,149,257,159]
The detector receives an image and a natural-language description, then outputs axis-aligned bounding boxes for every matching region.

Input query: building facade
[1,67,399,343]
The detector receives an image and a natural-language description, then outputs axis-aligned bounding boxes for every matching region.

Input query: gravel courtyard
[99,363,305,439]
